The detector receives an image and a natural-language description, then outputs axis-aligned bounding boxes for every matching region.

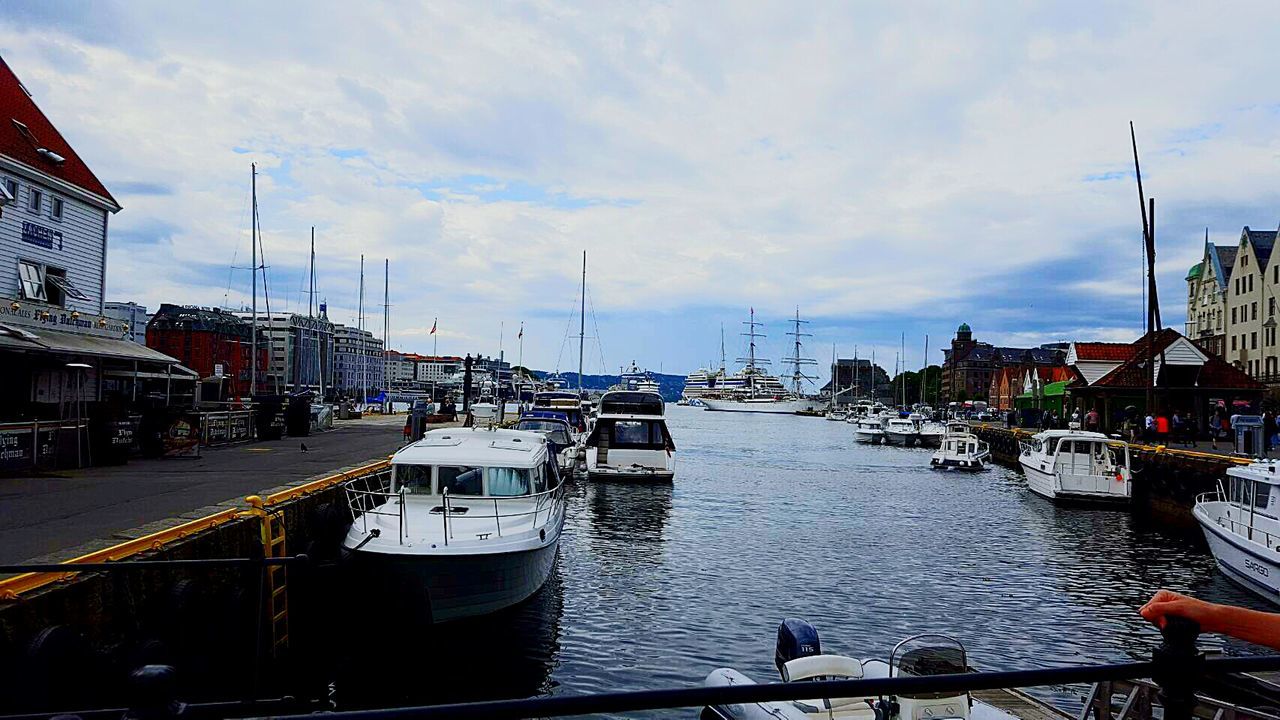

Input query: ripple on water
[339,407,1276,717]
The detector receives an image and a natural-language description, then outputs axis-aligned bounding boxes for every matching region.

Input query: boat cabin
[533,391,585,431]
[1224,463,1280,518]
[599,390,664,417]
[391,428,558,499]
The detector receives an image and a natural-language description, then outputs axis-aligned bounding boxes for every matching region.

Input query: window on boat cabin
[486,467,532,496]
[395,464,434,493]
[611,420,667,448]
[533,463,549,494]
[437,465,483,496]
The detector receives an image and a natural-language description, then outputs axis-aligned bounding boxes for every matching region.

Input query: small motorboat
[1018,430,1131,503]
[704,619,1016,720]
[582,390,675,482]
[513,411,578,470]
[931,431,991,471]
[852,416,886,444]
[1194,460,1280,604]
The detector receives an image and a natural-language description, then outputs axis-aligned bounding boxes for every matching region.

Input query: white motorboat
[342,427,566,623]
[582,390,675,482]
[512,414,578,470]
[468,401,499,424]
[825,408,849,421]
[1194,460,1280,603]
[1018,430,1131,503]
[852,416,886,444]
[704,619,1018,720]
[931,428,991,471]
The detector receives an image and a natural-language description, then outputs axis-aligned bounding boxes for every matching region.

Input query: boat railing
[1199,490,1280,549]
[344,471,407,544]
[439,481,565,544]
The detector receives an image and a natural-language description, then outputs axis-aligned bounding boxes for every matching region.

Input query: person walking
[1144,412,1156,443]
[1085,407,1100,433]
[1171,411,1185,447]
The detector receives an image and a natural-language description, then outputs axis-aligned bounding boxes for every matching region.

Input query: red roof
[1072,342,1136,362]
[0,57,117,208]
[1085,329,1264,391]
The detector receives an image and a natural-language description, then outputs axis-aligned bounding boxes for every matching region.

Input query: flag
[429,318,437,335]
[518,323,523,340]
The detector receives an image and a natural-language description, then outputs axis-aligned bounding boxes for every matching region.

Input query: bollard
[1152,616,1203,720]
[122,665,186,720]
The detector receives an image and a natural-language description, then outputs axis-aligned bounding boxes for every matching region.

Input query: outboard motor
[775,618,821,677]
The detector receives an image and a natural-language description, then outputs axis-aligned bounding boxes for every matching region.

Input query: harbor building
[939,323,1065,404]
[145,304,266,401]
[415,354,463,384]
[385,350,421,388]
[332,323,385,398]
[103,301,150,344]
[1187,226,1280,384]
[0,56,192,425]
[231,309,334,395]
[1064,328,1262,432]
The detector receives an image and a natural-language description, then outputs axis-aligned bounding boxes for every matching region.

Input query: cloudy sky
[3,1,1279,383]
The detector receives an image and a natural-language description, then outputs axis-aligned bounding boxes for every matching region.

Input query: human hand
[1139,589,1218,631]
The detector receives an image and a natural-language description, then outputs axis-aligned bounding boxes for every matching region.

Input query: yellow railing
[0,457,392,601]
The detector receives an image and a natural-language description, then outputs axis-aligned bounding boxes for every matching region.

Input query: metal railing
[240,621,1280,720]
[345,476,565,547]
[1197,490,1280,550]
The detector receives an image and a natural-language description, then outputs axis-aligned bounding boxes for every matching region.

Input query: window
[18,260,46,301]
[1232,307,1237,324]
[395,464,433,493]
[1245,254,1250,266]
[1271,297,1276,317]
[26,186,41,213]
[50,196,63,221]
[1252,332,1258,350]
[46,271,89,301]
[1254,302,1259,321]
[437,465,482,496]
[1232,335,1237,351]
[486,467,531,496]
[1251,275,1256,292]
[611,420,666,448]
[2,177,15,202]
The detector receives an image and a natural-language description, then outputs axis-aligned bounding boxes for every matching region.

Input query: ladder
[245,495,289,657]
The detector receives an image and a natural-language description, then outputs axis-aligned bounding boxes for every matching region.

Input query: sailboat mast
[831,342,837,406]
[383,258,389,409]
[358,254,365,404]
[250,163,258,398]
[920,335,929,407]
[577,251,586,396]
[900,332,906,408]
[854,345,859,401]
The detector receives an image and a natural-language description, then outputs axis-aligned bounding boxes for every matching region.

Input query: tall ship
[700,308,821,414]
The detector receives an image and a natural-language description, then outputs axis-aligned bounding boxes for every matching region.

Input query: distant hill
[533,371,686,402]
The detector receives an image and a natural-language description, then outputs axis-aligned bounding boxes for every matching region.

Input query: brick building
[939,323,1066,405]
[146,304,267,401]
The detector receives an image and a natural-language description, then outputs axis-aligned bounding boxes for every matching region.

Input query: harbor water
[335,405,1273,716]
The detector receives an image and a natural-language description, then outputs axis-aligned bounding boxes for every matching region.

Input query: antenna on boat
[250,163,258,398]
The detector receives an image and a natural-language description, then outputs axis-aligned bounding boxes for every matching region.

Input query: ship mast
[250,163,257,398]
[577,251,586,397]
[737,308,768,397]
[784,306,817,397]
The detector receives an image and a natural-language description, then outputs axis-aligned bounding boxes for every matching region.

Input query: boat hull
[1195,501,1280,604]
[587,468,675,483]
[701,397,818,414]
[1019,458,1129,504]
[931,456,986,471]
[853,430,883,444]
[350,538,560,623]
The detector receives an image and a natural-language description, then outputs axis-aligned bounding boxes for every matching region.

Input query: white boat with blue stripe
[1195,460,1280,604]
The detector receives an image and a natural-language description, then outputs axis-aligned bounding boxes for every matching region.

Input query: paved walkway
[0,415,410,566]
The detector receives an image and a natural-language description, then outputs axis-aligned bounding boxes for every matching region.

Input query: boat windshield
[1231,477,1273,511]
[486,467,533,496]
[515,420,573,445]
[393,463,549,497]
[438,465,484,496]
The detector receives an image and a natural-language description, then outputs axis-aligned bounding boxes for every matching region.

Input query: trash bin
[254,395,286,441]
[286,393,313,437]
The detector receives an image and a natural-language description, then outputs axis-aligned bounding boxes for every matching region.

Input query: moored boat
[703,619,1016,720]
[931,424,990,471]
[1018,430,1131,503]
[1194,460,1280,603]
[853,415,886,444]
[582,390,675,482]
[342,427,566,623]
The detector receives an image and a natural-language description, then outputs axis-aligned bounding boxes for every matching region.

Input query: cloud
[2,1,1279,382]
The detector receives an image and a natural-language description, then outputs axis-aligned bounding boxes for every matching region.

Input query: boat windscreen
[601,391,664,416]
[897,646,966,677]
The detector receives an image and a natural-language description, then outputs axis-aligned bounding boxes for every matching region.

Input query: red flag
[429,318,437,335]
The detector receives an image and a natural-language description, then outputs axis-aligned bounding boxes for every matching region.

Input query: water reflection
[334,554,565,708]
[583,480,673,551]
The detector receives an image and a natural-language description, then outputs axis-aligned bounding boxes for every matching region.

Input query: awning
[0,324,180,364]
[103,365,200,380]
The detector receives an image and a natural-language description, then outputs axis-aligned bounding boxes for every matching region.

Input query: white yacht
[619,361,662,394]
[882,413,942,447]
[1018,430,1131,503]
[852,415,887,444]
[704,619,1018,720]
[582,390,675,482]
[1194,461,1280,603]
[342,427,566,623]
[931,423,991,471]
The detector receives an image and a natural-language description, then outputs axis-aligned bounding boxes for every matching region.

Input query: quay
[0,414,410,566]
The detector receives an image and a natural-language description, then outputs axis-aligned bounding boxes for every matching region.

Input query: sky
[3,1,1280,386]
